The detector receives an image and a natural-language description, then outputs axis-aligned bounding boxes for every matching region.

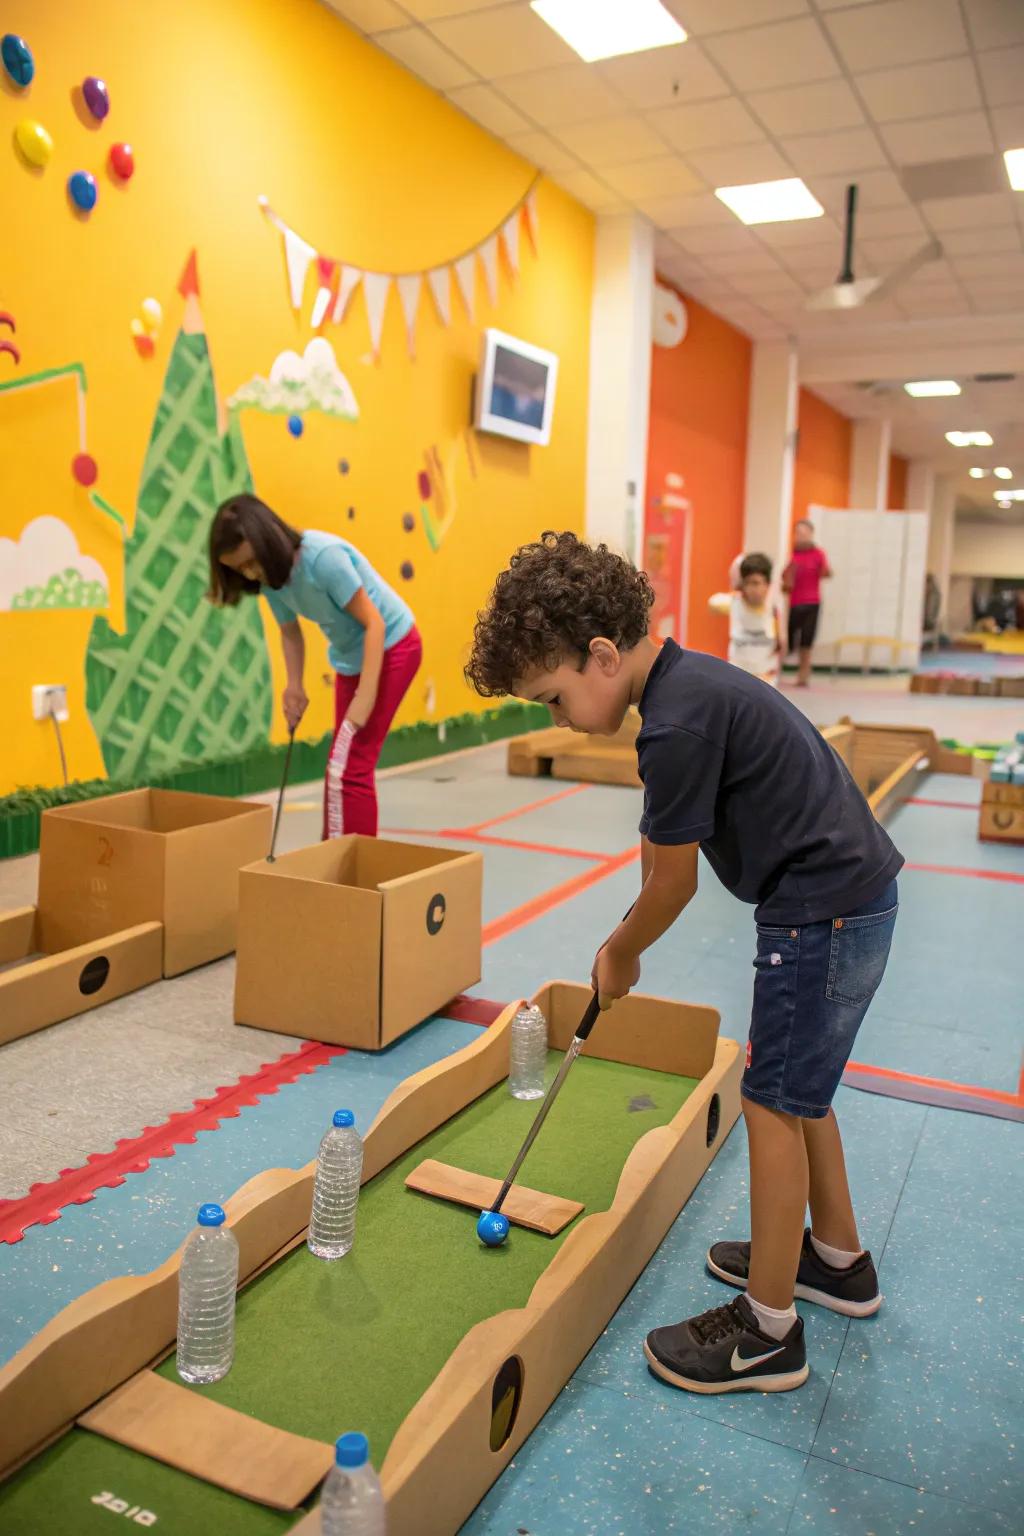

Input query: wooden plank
[551,747,640,788]
[405,1159,583,1236]
[79,1370,332,1510]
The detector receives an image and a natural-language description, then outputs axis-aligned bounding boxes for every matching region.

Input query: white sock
[746,1295,797,1341]
[810,1232,862,1270]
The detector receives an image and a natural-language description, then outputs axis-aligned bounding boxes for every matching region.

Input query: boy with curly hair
[466,532,902,1396]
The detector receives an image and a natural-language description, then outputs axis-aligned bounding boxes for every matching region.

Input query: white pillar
[928,474,956,622]
[849,418,893,510]
[743,341,799,574]
[906,458,935,512]
[585,213,654,563]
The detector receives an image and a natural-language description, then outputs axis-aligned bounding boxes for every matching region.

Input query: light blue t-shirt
[262,531,414,676]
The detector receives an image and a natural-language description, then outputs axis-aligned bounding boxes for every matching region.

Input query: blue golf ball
[477,1210,509,1247]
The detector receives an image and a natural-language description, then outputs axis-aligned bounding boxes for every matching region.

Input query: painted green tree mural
[86,257,271,780]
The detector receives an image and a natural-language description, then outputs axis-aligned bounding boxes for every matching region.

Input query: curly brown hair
[465,531,654,697]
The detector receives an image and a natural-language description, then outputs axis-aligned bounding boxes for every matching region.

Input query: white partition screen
[809,507,928,673]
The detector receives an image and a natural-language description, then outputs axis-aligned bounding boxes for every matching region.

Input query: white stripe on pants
[325,719,357,839]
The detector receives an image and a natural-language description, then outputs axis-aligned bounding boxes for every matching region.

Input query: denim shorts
[741,879,898,1119]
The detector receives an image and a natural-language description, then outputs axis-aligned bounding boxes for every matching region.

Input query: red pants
[323,627,422,839]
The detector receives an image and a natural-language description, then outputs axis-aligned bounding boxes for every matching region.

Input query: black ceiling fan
[806,184,943,311]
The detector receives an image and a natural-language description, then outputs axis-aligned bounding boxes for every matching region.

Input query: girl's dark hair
[208,494,302,605]
[739,552,772,581]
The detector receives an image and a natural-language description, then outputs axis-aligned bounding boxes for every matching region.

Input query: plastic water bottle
[320,1432,386,1536]
[176,1203,239,1384]
[308,1110,363,1260]
[509,1004,548,1100]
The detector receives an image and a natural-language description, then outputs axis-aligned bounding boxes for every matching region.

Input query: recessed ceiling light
[997,499,1012,509]
[993,466,1013,479]
[946,430,993,447]
[904,380,960,397]
[969,467,987,478]
[530,0,686,62]
[1004,148,1024,192]
[993,488,1024,501]
[715,178,824,226]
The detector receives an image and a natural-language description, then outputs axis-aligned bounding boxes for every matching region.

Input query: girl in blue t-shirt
[209,494,421,838]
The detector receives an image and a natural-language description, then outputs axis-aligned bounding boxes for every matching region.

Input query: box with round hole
[0,790,271,1047]
[0,982,742,1535]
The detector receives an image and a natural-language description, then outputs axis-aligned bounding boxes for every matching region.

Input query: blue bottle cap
[197,1203,226,1227]
[333,1109,355,1128]
[335,1431,369,1468]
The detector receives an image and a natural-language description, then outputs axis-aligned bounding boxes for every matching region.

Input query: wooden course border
[0,986,742,1536]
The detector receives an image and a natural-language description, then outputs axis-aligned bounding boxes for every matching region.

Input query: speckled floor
[2,681,1022,1533]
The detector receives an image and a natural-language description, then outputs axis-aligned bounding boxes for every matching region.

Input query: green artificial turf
[0,1053,697,1534]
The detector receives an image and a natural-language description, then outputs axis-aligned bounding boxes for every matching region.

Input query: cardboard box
[37,789,271,976]
[234,836,482,1049]
[979,780,1024,843]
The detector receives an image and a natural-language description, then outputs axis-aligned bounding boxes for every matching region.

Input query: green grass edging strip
[0,1053,697,1534]
[0,702,548,860]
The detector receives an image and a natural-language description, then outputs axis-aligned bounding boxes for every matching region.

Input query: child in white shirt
[709,552,781,685]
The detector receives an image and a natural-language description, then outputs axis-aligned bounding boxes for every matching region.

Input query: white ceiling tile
[647,97,764,154]
[881,113,995,167]
[684,142,793,186]
[754,216,841,247]
[991,104,1024,149]
[555,116,668,169]
[807,169,909,213]
[550,168,625,213]
[963,0,1024,51]
[703,17,839,92]
[430,7,575,76]
[748,79,864,136]
[504,129,579,173]
[854,205,926,237]
[777,240,848,271]
[712,248,790,275]
[375,26,475,89]
[601,156,704,199]
[445,83,531,137]
[962,274,1024,295]
[666,0,809,33]
[921,190,1021,229]
[734,270,805,297]
[970,287,1024,312]
[637,190,737,225]
[940,224,1023,255]
[323,0,407,31]
[595,41,728,109]
[402,0,506,15]
[861,234,941,264]
[495,65,624,129]
[856,58,982,124]
[672,223,762,254]
[814,0,885,7]
[951,252,1024,279]
[824,0,967,71]
[978,45,1024,107]
[905,257,961,286]
[896,287,969,316]
[780,127,887,176]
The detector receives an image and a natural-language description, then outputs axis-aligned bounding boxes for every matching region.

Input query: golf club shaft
[492,992,601,1215]
[268,729,295,862]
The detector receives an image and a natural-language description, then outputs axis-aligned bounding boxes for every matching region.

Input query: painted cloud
[0,516,109,612]
[227,337,359,420]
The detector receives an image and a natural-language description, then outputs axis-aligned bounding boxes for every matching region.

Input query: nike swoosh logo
[731,1344,785,1372]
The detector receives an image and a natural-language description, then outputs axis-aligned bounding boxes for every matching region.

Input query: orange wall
[888,453,908,509]
[646,284,751,658]
[791,388,851,528]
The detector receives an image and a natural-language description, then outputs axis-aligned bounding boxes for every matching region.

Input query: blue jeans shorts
[741,879,899,1119]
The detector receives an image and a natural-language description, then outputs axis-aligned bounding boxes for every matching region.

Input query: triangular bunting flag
[501,214,520,276]
[523,191,539,254]
[396,274,422,358]
[310,256,338,329]
[177,250,200,299]
[284,227,318,311]
[332,266,362,324]
[479,236,499,306]
[453,254,476,321]
[427,267,451,327]
[363,273,392,357]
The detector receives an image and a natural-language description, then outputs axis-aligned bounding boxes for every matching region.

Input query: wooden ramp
[405,1159,584,1236]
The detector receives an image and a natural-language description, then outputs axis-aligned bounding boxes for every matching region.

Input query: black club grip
[574,992,602,1042]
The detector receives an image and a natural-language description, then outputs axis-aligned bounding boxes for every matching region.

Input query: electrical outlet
[32,685,69,723]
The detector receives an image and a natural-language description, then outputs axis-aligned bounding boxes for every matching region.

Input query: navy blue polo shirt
[637,641,904,925]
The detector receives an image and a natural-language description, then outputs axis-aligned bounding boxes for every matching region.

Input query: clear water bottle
[176,1203,239,1385]
[308,1110,363,1260]
[320,1432,386,1536]
[509,1004,548,1100]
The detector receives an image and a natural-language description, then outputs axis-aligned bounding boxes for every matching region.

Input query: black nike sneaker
[707,1228,881,1317]
[644,1294,807,1394]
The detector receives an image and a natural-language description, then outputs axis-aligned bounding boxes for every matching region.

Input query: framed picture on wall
[474,329,559,447]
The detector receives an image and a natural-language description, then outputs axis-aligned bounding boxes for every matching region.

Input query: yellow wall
[0,0,594,794]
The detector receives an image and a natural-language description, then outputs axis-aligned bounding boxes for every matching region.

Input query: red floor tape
[0,1039,346,1245]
